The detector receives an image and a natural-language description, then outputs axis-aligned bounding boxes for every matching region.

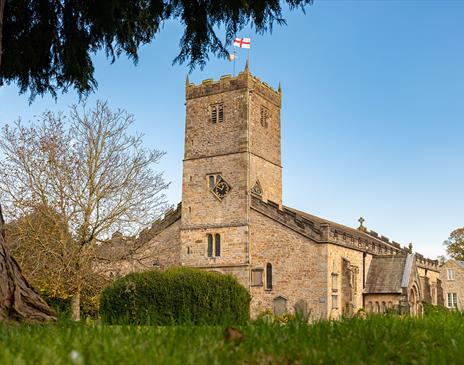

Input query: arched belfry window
[207,234,213,257]
[215,234,221,256]
[211,104,224,124]
[266,263,273,290]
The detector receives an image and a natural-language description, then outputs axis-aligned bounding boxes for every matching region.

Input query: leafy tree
[444,228,464,261]
[0,0,312,99]
[0,101,169,320]
[0,204,56,322]
[5,205,109,317]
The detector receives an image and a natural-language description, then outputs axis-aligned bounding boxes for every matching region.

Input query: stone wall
[181,154,248,228]
[440,260,464,309]
[248,75,281,167]
[249,152,282,207]
[326,244,369,318]
[100,211,182,278]
[180,225,249,270]
[364,293,404,313]
[417,266,440,305]
[248,76,282,206]
[138,218,182,269]
[185,75,248,159]
[249,209,328,319]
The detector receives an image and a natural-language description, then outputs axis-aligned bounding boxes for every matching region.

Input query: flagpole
[233,47,236,76]
[247,34,250,69]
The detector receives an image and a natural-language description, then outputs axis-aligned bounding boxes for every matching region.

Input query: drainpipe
[362,252,366,308]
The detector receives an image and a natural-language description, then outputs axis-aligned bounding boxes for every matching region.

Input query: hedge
[100,267,251,325]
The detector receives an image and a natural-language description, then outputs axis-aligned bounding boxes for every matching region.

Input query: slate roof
[364,255,409,294]
[285,206,367,237]
[364,255,411,294]
[284,206,402,250]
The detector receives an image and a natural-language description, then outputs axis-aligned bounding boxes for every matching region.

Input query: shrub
[42,292,99,320]
[422,301,450,316]
[100,267,250,325]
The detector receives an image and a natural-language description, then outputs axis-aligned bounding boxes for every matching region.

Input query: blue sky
[1,0,463,259]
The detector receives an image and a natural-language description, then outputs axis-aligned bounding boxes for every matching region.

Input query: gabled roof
[364,255,410,294]
[284,206,386,245]
[283,205,406,253]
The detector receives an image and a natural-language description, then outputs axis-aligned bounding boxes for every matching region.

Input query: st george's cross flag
[233,37,251,49]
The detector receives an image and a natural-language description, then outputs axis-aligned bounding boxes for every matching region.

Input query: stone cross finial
[358,217,365,231]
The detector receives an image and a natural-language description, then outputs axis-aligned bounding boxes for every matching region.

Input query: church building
[118,66,442,318]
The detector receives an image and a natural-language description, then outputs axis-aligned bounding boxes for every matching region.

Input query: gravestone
[273,296,287,316]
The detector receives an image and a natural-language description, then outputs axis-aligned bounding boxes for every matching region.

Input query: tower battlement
[186,68,281,107]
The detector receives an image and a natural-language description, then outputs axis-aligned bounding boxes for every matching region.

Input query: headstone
[294,299,309,321]
[273,296,287,316]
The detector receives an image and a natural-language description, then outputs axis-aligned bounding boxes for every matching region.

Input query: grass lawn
[1,312,464,364]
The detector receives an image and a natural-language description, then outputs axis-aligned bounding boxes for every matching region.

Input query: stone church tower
[107,66,442,319]
[180,65,282,286]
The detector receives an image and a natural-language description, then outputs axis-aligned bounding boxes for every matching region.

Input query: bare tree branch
[0,101,169,320]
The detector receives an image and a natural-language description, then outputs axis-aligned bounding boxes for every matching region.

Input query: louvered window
[211,103,224,123]
[260,106,270,128]
[218,104,224,123]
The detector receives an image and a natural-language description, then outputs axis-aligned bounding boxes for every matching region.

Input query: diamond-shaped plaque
[212,176,231,201]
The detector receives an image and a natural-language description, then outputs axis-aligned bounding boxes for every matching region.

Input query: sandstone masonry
[113,67,442,318]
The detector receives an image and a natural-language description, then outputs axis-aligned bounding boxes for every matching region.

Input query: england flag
[233,37,251,49]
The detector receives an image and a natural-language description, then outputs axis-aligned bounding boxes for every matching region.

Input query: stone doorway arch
[409,284,420,315]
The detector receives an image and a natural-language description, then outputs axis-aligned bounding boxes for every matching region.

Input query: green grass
[1,312,464,365]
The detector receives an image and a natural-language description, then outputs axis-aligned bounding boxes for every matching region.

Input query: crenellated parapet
[329,227,404,256]
[251,196,324,241]
[364,229,439,271]
[251,195,438,269]
[186,68,281,106]
[414,252,439,271]
[137,203,182,244]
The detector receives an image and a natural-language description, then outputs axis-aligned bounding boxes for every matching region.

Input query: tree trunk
[0,0,5,70]
[70,290,81,321]
[0,205,56,322]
